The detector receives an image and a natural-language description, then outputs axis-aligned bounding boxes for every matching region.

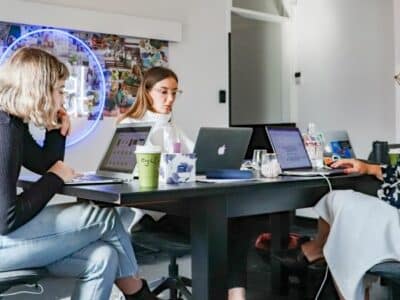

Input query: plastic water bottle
[163,123,181,153]
[303,123,324,168]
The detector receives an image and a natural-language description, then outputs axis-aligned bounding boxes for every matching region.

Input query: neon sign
[0,28,106,147]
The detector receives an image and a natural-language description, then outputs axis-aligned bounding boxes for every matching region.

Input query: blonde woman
[0,47,158,300]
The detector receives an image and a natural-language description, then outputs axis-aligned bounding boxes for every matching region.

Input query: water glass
[261,153,281,178]
[252,149,267,174]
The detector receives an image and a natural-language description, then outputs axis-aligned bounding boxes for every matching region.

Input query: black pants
[148,214,270,289]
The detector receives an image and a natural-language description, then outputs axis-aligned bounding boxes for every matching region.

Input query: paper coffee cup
[389,148,400,167]
[135,145,162,188]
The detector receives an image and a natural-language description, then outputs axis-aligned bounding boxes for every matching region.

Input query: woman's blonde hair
[0,47,69,128]
[117,66,178,122]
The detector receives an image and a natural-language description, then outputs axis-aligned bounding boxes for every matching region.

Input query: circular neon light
[0,28,106,147]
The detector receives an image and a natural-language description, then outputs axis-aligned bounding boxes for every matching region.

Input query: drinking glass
[252,149,267,176]
[261,153,281,178]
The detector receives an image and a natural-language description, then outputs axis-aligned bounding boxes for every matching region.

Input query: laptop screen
[266,127,312,170]
[98,126,151,173]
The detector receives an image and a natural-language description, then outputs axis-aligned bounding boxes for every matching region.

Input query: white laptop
[266,126,345,176]
[194,127,252,174]
[66,123,152,185]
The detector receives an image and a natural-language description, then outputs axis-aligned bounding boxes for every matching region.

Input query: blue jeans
[0,202,138,300]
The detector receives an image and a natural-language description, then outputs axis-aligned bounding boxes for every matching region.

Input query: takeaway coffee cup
[389,148,400,167]
[135,145,162,188]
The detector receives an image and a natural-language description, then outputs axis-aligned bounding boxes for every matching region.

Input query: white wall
[294,0,396,158]
[4,0,399,166]
[9,0,229,171]
[395,0,400,141]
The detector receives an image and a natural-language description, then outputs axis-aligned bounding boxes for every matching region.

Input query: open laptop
[66,123,152,185]
[323,130,356,159]
[194,127,252,174]
[266,126,345,176]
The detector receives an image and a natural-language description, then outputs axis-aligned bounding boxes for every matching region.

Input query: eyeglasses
[395,72,400,86]
[151,87,183,99]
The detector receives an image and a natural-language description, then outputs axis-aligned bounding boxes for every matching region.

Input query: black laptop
[266,126,345,176]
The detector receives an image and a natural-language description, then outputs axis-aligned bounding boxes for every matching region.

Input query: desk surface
[18,174,380,300]
[19,173,379,217]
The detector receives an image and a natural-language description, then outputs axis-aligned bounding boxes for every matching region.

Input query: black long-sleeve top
[0,111,65,235]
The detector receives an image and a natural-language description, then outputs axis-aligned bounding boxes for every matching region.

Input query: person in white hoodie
[117,66,250,300]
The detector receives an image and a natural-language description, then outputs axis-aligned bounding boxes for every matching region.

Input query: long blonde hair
[117,66,178,122]
[0,47,69,128]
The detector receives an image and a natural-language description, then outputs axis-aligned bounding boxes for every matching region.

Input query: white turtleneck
[117,110,194,229]
[119,111,194,153]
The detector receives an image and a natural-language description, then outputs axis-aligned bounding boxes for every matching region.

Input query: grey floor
[2,217,390,299]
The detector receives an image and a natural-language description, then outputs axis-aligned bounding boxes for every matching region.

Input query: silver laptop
[266,126,345,176]
[194,127,252,174]
[66,123,152,185]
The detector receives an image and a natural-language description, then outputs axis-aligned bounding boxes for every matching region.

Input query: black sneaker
[124,279,160,300]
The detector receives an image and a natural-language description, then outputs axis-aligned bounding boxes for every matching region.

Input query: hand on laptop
[330,159,382,179]
[48,161,76,182]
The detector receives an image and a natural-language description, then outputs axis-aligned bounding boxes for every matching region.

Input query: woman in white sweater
[277,158,400,300]
[117,66,250,300]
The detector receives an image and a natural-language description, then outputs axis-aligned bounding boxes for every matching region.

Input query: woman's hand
[57,108,71,136]
[331,159,382,179]
[48,160,75,182]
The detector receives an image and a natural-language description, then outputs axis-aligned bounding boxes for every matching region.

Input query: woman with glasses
[117,66,192,153]
[117,66,250,300]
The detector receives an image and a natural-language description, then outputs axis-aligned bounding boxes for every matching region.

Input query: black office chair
[0,268,47,299]
[132,231,192,300]
[368,262,400,299]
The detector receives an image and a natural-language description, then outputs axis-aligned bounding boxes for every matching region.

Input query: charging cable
[318,173,333,193]
[0,283,44,297]
[314,265,329,300]
[312,173,332,300]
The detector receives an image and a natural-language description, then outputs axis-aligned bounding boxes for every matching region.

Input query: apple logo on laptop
[217,144,226,156]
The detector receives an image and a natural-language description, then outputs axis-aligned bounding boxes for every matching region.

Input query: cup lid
[135,145,162,154]
[389,148,400,154]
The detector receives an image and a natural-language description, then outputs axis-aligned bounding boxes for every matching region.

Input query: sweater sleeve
[22,124,66,174]
[0,116,64,235]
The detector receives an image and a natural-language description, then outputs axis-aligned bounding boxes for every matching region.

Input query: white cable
[312,173,332,300]
[0,283,44,297]
[314,265,329,300]
[318,173,333,192]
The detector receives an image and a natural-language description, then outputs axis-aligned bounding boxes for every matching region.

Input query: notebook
[266,126,345,176]
[66,123,152,185]
[194,127,252,174]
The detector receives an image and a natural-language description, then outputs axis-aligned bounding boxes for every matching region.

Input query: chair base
[0,268,47,299]
[150,276,192,300]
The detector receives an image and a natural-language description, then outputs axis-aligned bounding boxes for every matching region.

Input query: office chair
[0,268,47,299]
[132,231,192,300]
[368,262,400,299]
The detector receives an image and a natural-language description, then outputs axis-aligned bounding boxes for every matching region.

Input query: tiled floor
[4,217,389,299]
